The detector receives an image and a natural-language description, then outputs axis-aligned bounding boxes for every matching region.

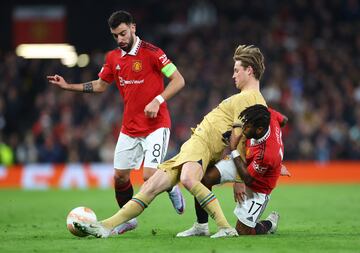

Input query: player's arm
[269,108,288,127]
[231,135,254,186]
[229,125,254,186]
[159,69,185,101]
[144,67,185,118]
[47,75,110,93]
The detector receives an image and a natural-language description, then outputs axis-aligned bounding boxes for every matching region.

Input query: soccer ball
[66,207,97,237]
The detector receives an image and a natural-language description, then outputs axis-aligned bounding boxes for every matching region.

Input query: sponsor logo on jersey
[246,149,251,158]
[252,161,267,174]
[132,60,142,72]
[118,77,145,86]
[115,64,121,70]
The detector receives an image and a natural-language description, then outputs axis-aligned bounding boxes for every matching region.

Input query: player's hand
[144,98,160,118]
[280,164,291,177]
[233,182,246,203]
[47,74,68,89]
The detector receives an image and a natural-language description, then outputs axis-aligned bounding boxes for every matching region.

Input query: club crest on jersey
[246,149,251,158]
[132,60,142,72]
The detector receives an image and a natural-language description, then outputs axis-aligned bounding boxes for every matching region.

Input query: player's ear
[130,23,136,33]
[246,66,254,77]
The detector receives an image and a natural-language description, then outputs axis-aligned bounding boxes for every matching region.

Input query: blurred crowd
[1,0,359,165]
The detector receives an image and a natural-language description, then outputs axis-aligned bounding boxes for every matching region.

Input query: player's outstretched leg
[73,222,111,238]
[168,185,185,214]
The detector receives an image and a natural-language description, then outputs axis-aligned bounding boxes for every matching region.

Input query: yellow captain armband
[161,63,177,78]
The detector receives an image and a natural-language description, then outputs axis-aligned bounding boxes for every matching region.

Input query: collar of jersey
[120,36,141,57]
[250,126,270,146]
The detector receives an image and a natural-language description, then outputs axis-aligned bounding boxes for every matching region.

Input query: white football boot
[210,227,238,238]
[111,218,138,235]
[266,211,280,234]
[73,221,111,238]
[168,185,185,214]
[176,222,210,237]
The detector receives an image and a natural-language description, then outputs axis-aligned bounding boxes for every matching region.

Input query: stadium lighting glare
[60,51,78,68]
[16,43,75,58]
[77,54,90,68]
[15,43,79,68]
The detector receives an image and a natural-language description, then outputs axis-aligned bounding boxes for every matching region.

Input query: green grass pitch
[1,185,360,252]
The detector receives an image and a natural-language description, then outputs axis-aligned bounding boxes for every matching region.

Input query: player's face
[110,23,136,52]
[232,61,251,90]
[242,124,256,139]
[242,124,263,139]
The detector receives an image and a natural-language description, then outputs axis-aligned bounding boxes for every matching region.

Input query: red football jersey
[98,37,172,137]
[245,108,284,194]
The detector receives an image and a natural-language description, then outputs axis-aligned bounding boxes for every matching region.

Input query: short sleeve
[98,53,114,84]
[152,47,177,78]
[268,108,284,125]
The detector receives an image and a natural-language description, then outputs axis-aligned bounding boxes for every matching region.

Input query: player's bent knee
[114,170,131,184]
[180,175,193,190]
[236,220,256,235]
[141,170,171,196]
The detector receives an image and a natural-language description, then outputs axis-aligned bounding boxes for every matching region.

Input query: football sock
[254,220,272,234]
[115,180,133,208]
[194,197,209,223]
[101,192,152,229]
[190,182,230,228]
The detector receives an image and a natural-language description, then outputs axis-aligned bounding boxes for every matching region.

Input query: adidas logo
[151,158,158,163]
[116,64,121,70]
[246,216,254,222]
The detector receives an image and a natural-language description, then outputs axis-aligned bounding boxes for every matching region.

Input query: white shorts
[114,128,170,170]
[215,155,270,228]
[233,188,270,228]
[215,155,238,184]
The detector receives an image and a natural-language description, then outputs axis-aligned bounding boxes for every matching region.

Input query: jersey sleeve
[152,47,177,78]
[268,108,284,125]
[98,53,114,83]
[231,95,248,127]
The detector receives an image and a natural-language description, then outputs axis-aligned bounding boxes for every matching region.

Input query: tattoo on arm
[83,82,94,93]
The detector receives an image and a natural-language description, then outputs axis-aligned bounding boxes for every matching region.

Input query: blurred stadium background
[1,1,360,252]
[0,0,360,188]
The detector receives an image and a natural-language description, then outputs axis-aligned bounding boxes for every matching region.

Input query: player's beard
[119,35,134,52]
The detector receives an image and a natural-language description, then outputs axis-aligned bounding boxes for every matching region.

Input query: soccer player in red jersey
[177,105,288,237]
[47,10,185,234]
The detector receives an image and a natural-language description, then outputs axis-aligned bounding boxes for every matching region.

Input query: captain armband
[161,63,177,78]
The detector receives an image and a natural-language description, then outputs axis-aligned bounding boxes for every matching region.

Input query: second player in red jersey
[244,107,285,194]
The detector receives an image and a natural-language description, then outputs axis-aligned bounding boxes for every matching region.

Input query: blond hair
[233,45,265,80]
